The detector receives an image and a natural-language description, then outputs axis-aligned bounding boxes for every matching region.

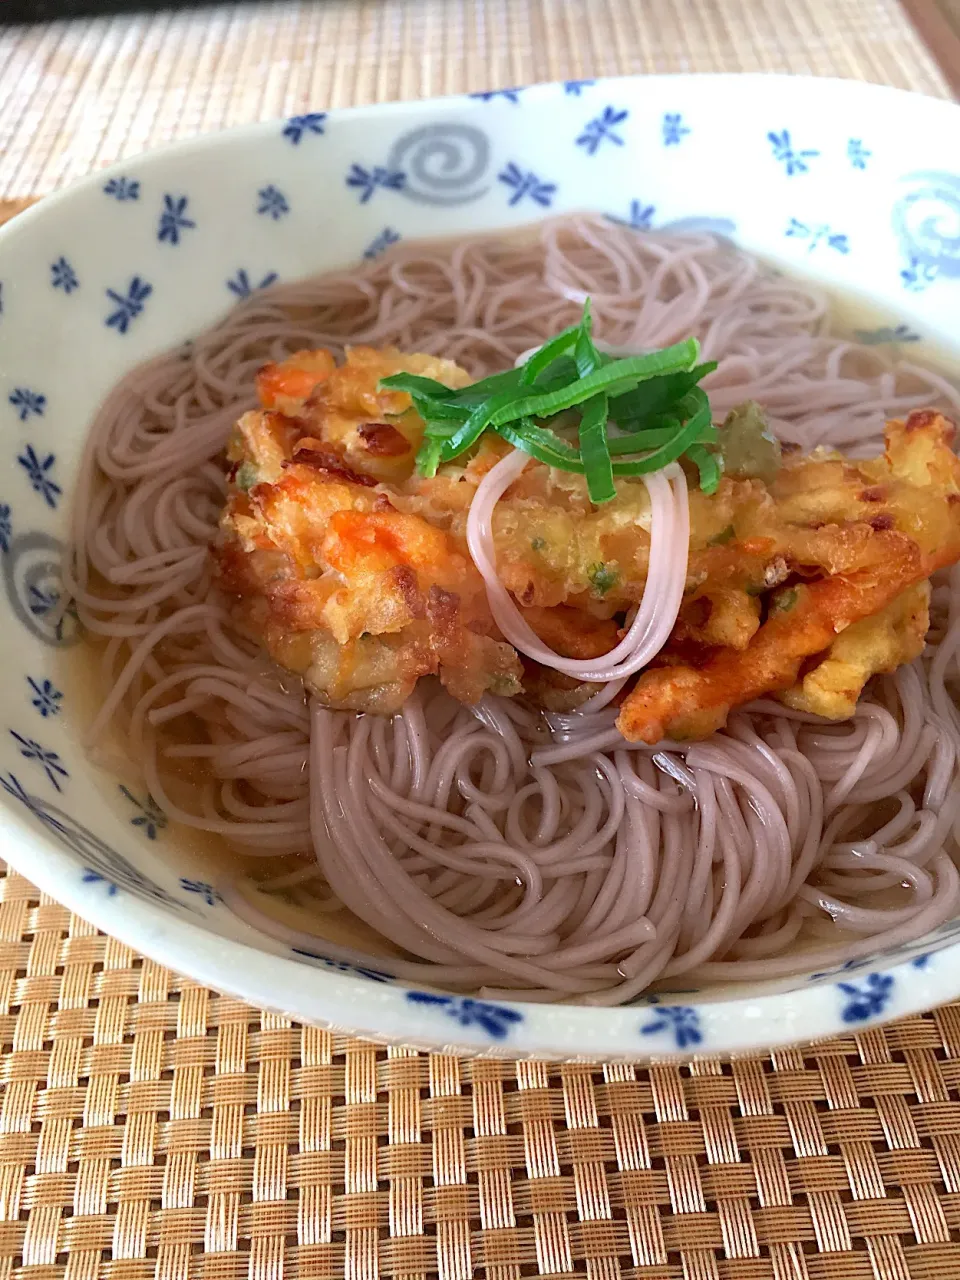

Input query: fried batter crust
[213,348,960,732]
[617,410,960,741]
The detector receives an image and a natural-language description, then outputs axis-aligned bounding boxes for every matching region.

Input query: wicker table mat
[0,0,953,206]
[4,859,960,1280]
[3,2,960,1277]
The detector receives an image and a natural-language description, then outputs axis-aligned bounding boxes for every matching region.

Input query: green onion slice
[518,321,581,386]
[376,300,725,499]
[415,436,444,478]
[687,443,723,494]
[608,361,717,427]
[497,419,584,470]
[489,340,700,427]
[609,390,712,476]
[578,393,615,502]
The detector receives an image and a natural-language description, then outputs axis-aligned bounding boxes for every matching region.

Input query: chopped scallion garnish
[579,393,614,503]
[687,442,723,495]
[378,300,720,500]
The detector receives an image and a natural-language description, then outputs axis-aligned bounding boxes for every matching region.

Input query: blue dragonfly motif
[120,785,167,839]
[9,730,68,792]
[662,113,691,146]
[640,1004,703,1048]
[103,176,140,201]
[283,113,327,144]
[0,504,11,553]
[608,199,656,231]
[346,164,406,204]
[180,878,219,906]
[470,88,523,103]
[257,185,290,219]
[768,129,819,176]
[27,677,62,718]
[157,194,196,245]
[838,972,894,1022]
[105,277,153,334]
[226,269,279,299]
[51,257,79,293]
[17,446,61,509]
[83,869,119,896]
[406,991,523,1040]
[564,80,595,95]
[498,163,556,208]
[363,227,401,260]
[577,106,629,155]
[8,388,46,421]
[847,139,871,170]
[785,218,849,255]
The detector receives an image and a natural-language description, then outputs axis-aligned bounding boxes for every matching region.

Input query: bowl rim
[1,70,958,1060]
[5,71,958,243]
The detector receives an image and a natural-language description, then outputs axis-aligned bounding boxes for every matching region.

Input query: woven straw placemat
[2,2,960,1276]
[4,858,960,1280]
[0,0,953,205]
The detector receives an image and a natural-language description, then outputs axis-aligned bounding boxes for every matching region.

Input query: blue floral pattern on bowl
[0,74,956,1059]
[406,992,524,1040]
[662,113,691,145]
[105,276,153,333]
[27,676,62,718]
[640,1003,703,1048]
[103,176,140,201]
[9,388,46,421]
[227,269,278,298]
[282,113,326,145]
[257,185,290,220]
[576,105,630,154]
[51,257,79,293]
[499,163,556,207]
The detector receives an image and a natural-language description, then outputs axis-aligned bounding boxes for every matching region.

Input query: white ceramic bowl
[1,74,959,1060]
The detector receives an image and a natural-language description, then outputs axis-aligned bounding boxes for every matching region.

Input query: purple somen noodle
[67,216,960,1004]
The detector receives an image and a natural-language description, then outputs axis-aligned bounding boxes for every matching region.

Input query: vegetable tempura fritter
[214,346,960,739]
